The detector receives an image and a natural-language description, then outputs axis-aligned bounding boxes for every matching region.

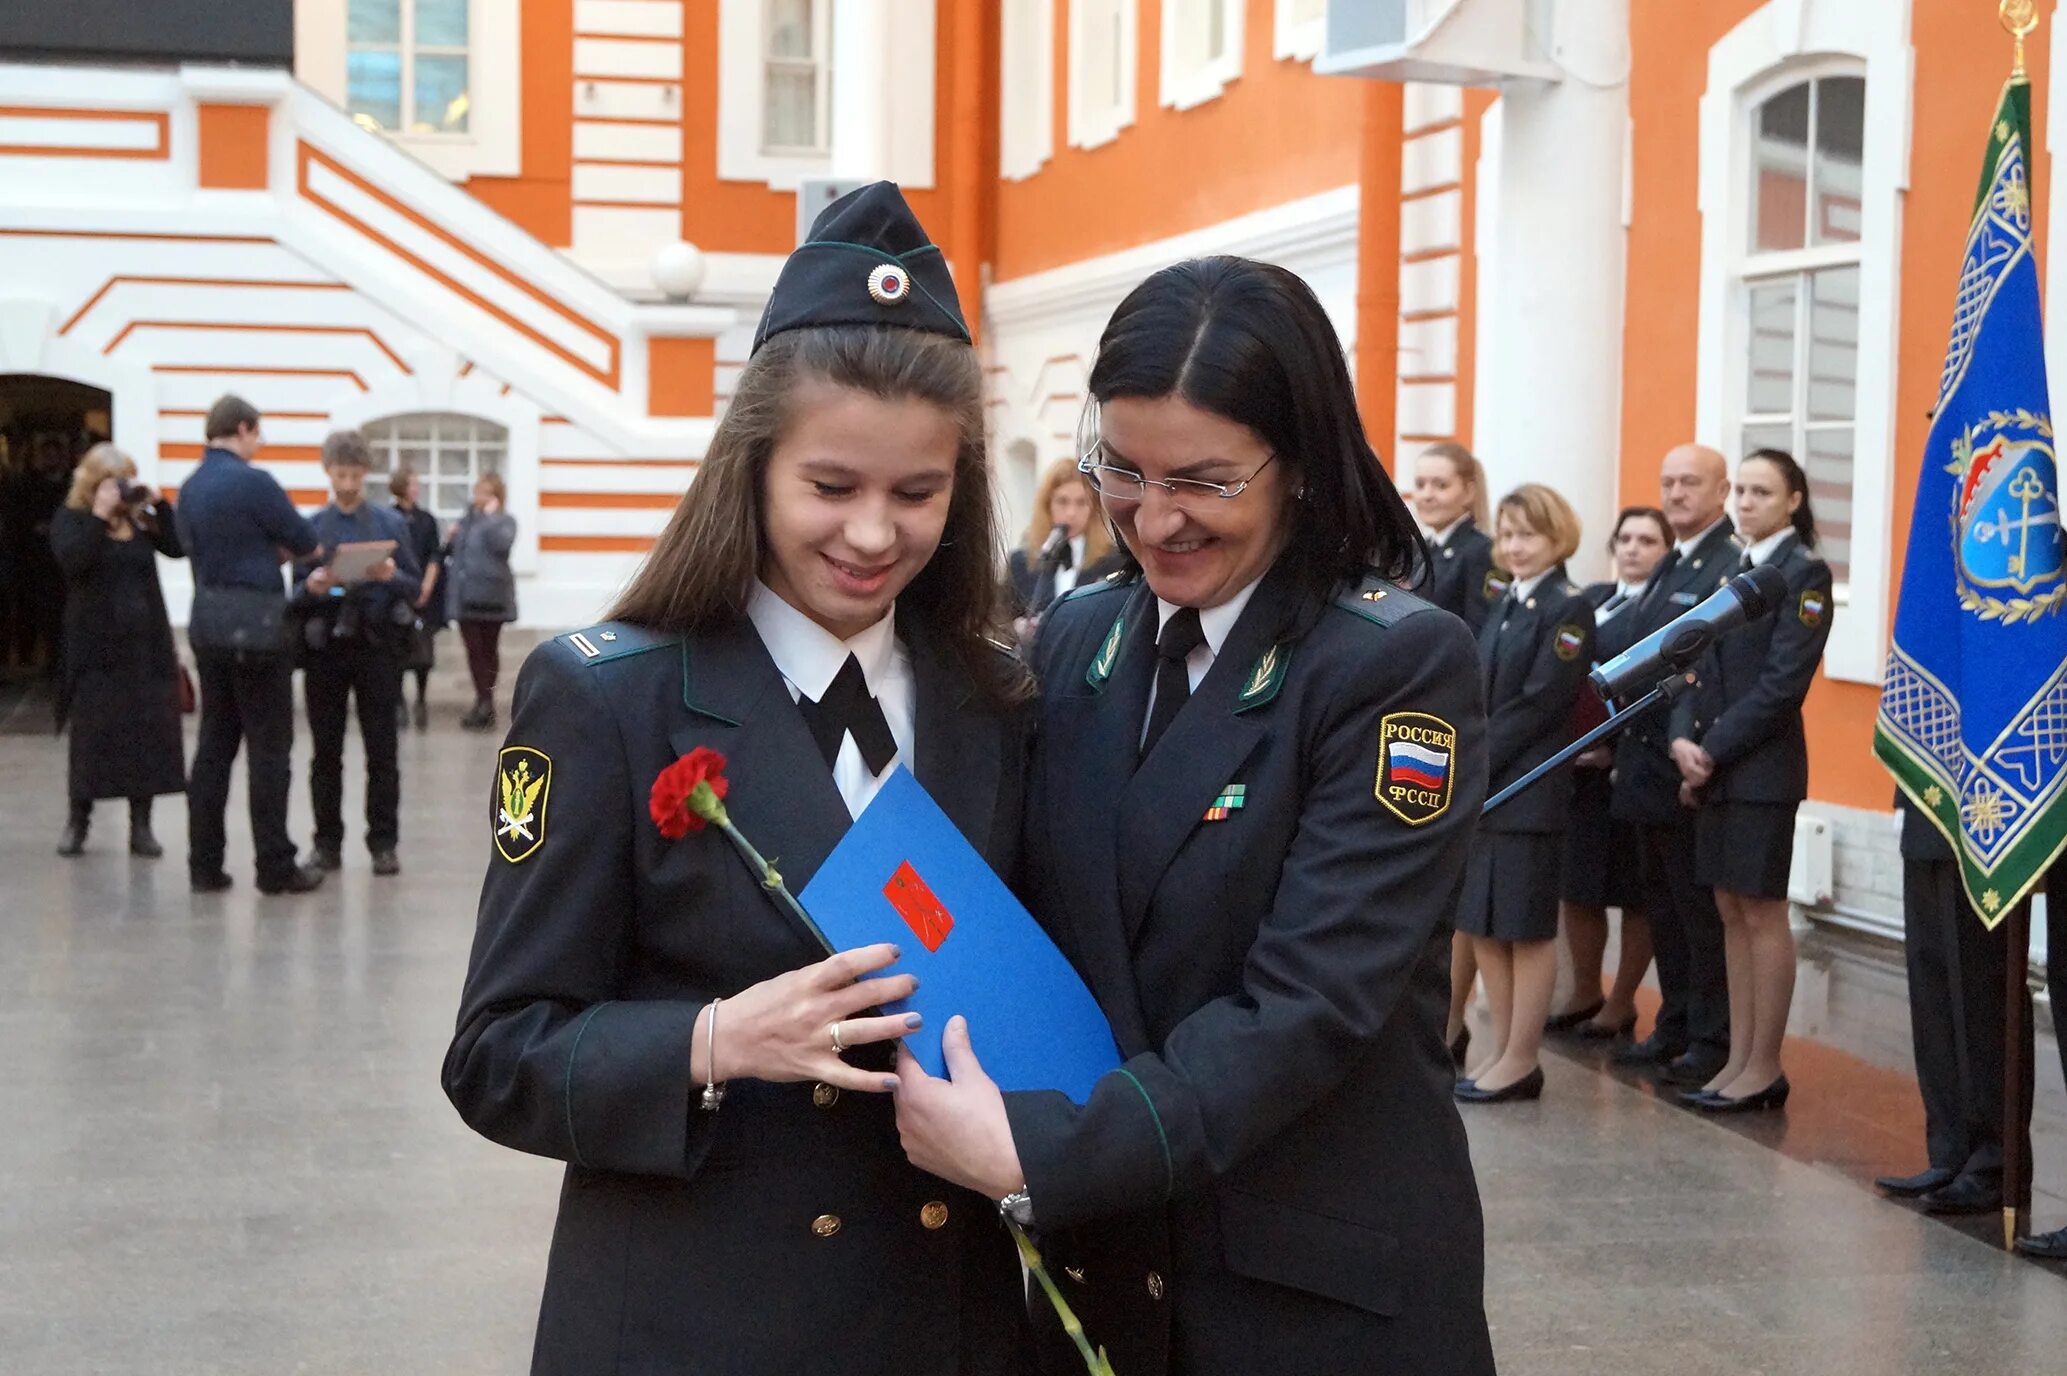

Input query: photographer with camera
[293,430,421,877]
[49,443,188,858]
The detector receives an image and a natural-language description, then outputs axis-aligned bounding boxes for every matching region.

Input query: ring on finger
[830,1021,846,1054]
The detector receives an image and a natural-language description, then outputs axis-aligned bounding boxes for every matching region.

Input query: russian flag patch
[1377,712,1457,825]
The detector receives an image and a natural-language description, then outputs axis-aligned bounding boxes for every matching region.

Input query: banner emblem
[1376,712,1455,826]
[495,747,552,863]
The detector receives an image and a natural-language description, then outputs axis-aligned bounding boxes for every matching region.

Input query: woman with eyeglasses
[892,256,1494,1376]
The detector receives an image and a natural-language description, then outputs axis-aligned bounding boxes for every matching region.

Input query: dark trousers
[2047,867,2066,1101]
[304,641,402,853]
[68,796,152,830]
[1639,817,1730,1060]
[1902,856,2030,1178]
[459,619,503,700]
[188,649,298,883]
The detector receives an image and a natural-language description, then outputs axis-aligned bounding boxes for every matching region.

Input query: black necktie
[1140,607,1205,760]
[1739,551,1755,574]
[796,655,897,775]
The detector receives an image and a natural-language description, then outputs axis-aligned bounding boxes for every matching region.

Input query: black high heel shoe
[1544,1001,1606,1033]
[1577,1012,1639,1042]
[1695,1075,1790,1114]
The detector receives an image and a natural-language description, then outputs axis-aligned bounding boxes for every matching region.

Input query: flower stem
[714,818,834,954]
[1011,1223,1116,1376]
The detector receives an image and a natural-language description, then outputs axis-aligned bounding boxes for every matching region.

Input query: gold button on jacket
[1146,1271,1165,1301]
[811,1082,839,1108]
[810,1214,842,1238]
[920,1201,949,1230]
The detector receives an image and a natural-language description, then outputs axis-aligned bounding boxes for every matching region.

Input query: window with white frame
[347,0,471,136]
[1736,73,1864,588]
[1161,0,1244,110]
[762,0,833,155]
[1000,0,1055,181]
[364,413,507,522]
[1275,0,1327,61]
[1068,0,1137,150]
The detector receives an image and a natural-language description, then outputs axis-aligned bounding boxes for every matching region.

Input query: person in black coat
[1669,449,1832,1112]
[892,257,1494,1376]
[49,444,186,858]
[388,465,444,731]
[1610,442,1739,1087]
[1454,485,1593,1103]
[1409,442,1502,1062]
[443,184,1034,1376]
[1552,506,1670,1039]
[1004,456,1127,637]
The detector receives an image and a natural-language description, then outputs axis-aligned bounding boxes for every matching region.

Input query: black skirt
[1560,767,1644,909]
[1694,800,1799,899]
[1457,831,1563,942]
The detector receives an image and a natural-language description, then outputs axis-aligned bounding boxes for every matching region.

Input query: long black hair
[1741,446,1818,548]
[1081,255,1424,594]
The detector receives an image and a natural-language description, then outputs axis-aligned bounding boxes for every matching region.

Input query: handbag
[188,584,288,656]
[177,661,196,715]
[404,618,436,671]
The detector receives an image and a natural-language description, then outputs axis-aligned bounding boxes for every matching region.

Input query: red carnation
[650,747,731,839]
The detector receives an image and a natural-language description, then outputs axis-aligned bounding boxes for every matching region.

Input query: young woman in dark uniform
[442,184,1031,1376]
[1549,505,1670,1039]
[1004,456,1126,634]
[1669,448,1832,1112]
[1412,443,1501,1063]
[893,256,1495,1376]
[1453,484,1592,1102]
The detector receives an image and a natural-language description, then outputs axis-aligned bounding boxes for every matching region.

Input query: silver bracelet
[699,997,726,1111]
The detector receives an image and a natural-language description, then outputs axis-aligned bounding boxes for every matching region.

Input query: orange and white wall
[4,0,2060,938]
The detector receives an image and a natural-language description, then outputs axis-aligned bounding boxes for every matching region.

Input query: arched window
[1737,73,1865,585]
[362,412,506,521]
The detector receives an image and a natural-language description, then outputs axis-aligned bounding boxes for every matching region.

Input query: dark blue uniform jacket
[1477,569,1594,834]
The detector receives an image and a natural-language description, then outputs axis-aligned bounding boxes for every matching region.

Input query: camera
[117,480,154,507]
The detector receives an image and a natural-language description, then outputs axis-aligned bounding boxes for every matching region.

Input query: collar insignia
[1235,642,1289,714]
[1086,610,1126,691]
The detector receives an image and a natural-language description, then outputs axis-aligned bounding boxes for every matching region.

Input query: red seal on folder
[884,860,956,951]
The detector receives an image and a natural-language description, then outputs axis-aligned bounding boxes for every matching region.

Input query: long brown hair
[1020,456,1115,565]
[611,324,1020,699]
[65,442,135,510]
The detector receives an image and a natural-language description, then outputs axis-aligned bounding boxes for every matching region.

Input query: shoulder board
[1058,573,1135,605]
[558,621,681,666]
[1332,578,1436,629]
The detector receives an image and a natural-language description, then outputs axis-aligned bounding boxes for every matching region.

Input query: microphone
[1589,564,1788,700]
[1035,525,1070,569]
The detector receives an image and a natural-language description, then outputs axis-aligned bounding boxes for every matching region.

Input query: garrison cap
[750,181,971,353]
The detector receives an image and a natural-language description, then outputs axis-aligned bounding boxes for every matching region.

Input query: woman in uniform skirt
[1548,505,1670,1040]
[442,184,1031,1376]
[1669,449,1832,1112]
[893,256,1495,1376]
[1411,442,1500,1064]
[1453,484,1592,1102]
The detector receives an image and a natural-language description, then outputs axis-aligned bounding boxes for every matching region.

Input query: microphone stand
[1481,669,1698,818]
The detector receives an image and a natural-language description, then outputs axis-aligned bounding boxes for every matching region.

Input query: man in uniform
[1876,793,2028,1217]
[1611,442,1737,1086]
[293,430,420,875]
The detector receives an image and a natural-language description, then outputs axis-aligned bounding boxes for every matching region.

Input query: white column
[1471,0,1630,583]
[830,0,894,179]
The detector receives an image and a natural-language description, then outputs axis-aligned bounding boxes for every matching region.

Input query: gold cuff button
[920,1201,949,1230]
[811,1214,842,1238]
[1146,1271,1165,1301]
[812,1082,839,1108]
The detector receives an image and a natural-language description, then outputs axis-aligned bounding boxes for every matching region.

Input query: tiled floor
[3,668,2064,1373]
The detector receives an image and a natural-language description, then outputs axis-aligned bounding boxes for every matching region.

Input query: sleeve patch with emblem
[1481,570,1511,601]
[1554,624,1586,661]
[1376,712,1456,826]
[495,746,553,863]
[1798,589,1828,627]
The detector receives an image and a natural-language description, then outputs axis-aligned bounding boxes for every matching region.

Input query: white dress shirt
[1141,574,1264,743]
[747,581,915,818]
[1739,527,1791,567]
[1595,579,1643,625]
[1050,533,1088,603]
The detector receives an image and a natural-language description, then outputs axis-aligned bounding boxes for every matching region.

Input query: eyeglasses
[1077,445,1278,505]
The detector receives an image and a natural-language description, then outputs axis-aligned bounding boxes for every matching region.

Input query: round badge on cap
[867,262,911,306]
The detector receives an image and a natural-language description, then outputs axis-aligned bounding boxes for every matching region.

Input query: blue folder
[798,767,1120,1103]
